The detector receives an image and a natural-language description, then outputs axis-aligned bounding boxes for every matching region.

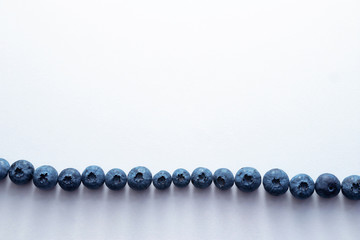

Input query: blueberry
[315,173,341,198]
[153,170,172,190]
[58,168,82,191]
[235,167,261,192]
[81,165,105,190]
[289,174,315,199]
[0,158,10,181]
[191,167,212,189]
[263,168,289,196]
[33,165,58,190]
[172,168,191,188]
[128,166,152,191]
[341,175,360,200]
[213,168,234,190]
[8,160,35,185]
[105,168,127,191]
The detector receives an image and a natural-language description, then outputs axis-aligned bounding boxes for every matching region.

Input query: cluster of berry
[0,158,359,200]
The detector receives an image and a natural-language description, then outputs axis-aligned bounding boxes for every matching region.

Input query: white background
[1,0,360,239]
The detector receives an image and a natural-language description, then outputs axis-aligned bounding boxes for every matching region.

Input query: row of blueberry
[0,158,359,200]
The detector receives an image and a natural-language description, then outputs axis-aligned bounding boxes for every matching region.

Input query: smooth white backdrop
[0,0,360,239]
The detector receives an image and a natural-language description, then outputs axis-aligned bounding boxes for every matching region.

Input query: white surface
[0,0,360,239]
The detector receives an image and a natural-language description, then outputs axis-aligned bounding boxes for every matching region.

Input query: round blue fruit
[81,165,105,190]
[128,166,152,191]
[153,170,172,190]
[105,168,127,191]
[33,165,58,190]
[263,168,289,196]
[172,168,190,188]
[315,173,340,198]
[58,168,82,191]
[341,175,360,200]
[0,158,10,181]
[289,174,315,199]
[191,167,212,189]
[213,168,234,190]
[235,167,261,192]
[8,160,35,185]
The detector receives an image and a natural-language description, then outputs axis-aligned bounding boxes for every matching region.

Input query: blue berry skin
[235,167,261,192]
[315,173,341,198]
[0,158,10,181]
[341,175,360,200]
[191,167,212,189]
[58,168,82,191]
[128,166,152,191]
[213,168,234,190]
[263,168,289,196]
[81,165,105,190]
[172,168,191,188]
[289,174,315,199]
[153,170,172,190]
[8,160,35,185]
[33,165,58,190]
[105,168,127,191]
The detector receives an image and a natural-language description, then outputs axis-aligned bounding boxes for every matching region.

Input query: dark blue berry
[191,167,212,189]
[213,168,234,190]
[0,158,10,181]
[8,160,35,185]
[105,168,127,191]
[341,175,360,200]
[128,166,152,191]
[33,165,58,190]
[263,168,289,196]
[235,167,261,192]
[315,173,341,198]
[153,170,172,190]
[172,168,191,188]
[58,168,82,191]
[289,174,315,199]
[81,165,105,190]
